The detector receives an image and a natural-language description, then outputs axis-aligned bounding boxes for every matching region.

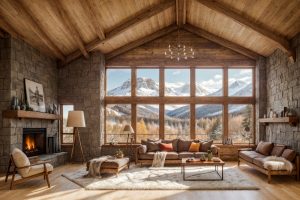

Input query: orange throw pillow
[189,142,200,152]
[159,143,173,151]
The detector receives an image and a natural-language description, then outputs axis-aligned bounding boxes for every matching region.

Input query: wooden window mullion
[159,68,164,139]
[223,67,228,143]
[190,67,196,139]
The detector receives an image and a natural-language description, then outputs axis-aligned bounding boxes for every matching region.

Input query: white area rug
[62,166,259,190]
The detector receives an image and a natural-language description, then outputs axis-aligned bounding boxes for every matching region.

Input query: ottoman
[86,157,130,176]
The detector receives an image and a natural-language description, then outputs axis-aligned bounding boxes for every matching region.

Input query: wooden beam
[0,28,5,38]
[196,0,294,57]
[12,0,65,60]
[79,0,105,40]
[0,17,20,39]
[63,0,174,65]
[183,24,260,59]
[50,0,89,58]
[105,25,177,60]
[176,0,186,27]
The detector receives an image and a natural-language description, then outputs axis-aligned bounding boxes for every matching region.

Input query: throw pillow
[270,144,286,157]
[146,139,161,152]
[159,143,173,151]
[200,140,213,152]
[256,141,273,156]
[189,142,200,152]
[178,139,192,152]
[162,139,178,152]
[281,149,296,161]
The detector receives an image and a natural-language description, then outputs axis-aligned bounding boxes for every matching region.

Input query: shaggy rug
[62,166,259,190]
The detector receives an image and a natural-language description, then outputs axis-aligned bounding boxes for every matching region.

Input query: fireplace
[23,128,46,156]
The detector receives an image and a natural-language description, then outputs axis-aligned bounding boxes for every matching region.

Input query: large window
[106,104,131,143]
[165,105,190,140]
[195,104,223,143]
[61,105,74,144]
[105,67,255,144]
[136,104,159,142]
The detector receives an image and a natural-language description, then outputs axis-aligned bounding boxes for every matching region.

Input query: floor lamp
[67,111,86,163]
[123,124,134,159]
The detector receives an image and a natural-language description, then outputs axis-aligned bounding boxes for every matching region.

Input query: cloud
[172,70,182,75]
[200,79,222,90]
[214,74,222,80]
[239,69,252,75]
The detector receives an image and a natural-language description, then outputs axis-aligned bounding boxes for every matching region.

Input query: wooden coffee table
[181,158,225,181]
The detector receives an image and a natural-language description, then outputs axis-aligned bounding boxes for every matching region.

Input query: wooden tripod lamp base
[67,111,86,163]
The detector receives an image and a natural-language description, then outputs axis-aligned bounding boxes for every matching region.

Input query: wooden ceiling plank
[183,24,261,60]
[64,0,175,65]
[106,24,177,60]
[51,0,89,58]
[0,17,21,39]
[12,0,65,60]
[176,0,186,27]
[196,0,294,56]
[79,0,105,40]
[107,0,174,38]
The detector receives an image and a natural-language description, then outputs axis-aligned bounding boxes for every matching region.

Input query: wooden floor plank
[0,162,300,200]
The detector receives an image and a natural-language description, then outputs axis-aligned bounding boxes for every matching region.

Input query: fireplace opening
[23,128,46,156]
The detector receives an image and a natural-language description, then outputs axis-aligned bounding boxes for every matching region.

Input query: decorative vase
[207,150,213,161]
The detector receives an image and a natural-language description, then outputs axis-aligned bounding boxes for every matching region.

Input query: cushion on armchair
[12,148,31,177]
[23,163,53,178]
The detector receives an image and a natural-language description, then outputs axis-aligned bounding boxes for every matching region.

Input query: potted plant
[115,149,124,158]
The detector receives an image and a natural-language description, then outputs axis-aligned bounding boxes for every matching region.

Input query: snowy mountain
[107,78,251,119]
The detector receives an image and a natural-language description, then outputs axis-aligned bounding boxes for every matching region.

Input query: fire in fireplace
[23,128,46,156]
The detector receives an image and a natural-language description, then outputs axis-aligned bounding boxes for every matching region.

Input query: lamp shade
[67,111,86,127]
[123,124,134,134]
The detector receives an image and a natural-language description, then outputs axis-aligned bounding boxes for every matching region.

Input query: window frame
[105,66,255,144]
[60,104,75,144]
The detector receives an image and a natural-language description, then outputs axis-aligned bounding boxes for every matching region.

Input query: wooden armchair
[5,148,53,190]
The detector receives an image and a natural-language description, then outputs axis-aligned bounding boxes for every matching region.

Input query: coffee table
[181,158,225,181]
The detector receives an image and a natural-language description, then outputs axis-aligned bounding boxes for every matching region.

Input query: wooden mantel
[2,110,60,121]
[259,117,298,126]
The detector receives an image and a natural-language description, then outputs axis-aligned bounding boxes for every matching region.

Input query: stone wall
[0,36,58,172]
[58,52,105,161]
[265,34,300,153]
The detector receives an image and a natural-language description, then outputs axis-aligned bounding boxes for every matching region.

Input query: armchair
[5,148,53,190]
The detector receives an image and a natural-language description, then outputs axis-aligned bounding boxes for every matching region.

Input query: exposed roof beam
[184,24,261,59]
[0,17,21,39]
[79,0,105,40]
[50,0,89,58]
[63,0,174,65]
[0,29,5,38]
[176,0,186,27]
[11,0,65,60]
[196,0,294,57]
[106,25,177,60]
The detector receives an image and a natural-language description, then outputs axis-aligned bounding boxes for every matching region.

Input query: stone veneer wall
[58,52,105,161]
[0,36,58,172]
[265,34,300,153]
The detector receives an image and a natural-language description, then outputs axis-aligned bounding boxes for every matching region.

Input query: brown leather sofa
[238,141,299,183]
[135,139,219,165]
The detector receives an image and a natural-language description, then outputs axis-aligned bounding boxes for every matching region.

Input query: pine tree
[242,105,252,130]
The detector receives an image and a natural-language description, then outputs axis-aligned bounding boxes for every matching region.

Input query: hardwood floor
[1,162,300,200]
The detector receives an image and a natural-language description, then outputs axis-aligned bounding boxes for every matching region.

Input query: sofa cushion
[12,148,31,177]
[189,142,200,152]
[178,139,192,152]
[239,151,266,163]
[194,152,208,158]
[138,145,147,154]
[166,152,179,160]
[178,152,194,159]
[270,144,286,157]
[281,149,297,162]
[159,143,173,152]
[139,152,155,160]
[162,139,178,152]
[146,139,161,152]
[256,141,273,156]
[253,157,266,168]
[200,140,213,152]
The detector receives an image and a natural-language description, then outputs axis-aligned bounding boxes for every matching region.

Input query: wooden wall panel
[106,30,255,66]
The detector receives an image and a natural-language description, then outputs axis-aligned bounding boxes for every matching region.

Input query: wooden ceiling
[0,0,299,65]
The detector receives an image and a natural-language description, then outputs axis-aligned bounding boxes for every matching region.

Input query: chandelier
[165,29,195,61]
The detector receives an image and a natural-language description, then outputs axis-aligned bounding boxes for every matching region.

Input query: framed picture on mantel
[25,79,46,112]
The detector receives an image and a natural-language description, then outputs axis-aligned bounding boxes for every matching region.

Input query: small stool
[87,157,130,176]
